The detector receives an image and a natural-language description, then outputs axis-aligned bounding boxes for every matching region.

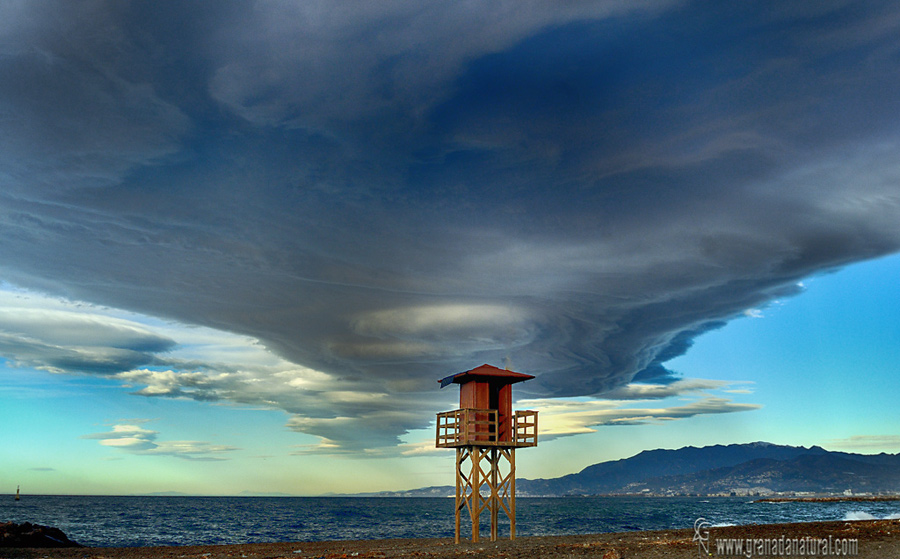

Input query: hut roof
[438,363,535,388]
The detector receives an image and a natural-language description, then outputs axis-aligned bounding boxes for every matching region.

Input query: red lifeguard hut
[436,364,538,543]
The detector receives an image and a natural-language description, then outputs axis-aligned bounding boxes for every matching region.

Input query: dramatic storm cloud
[2,1,900,452]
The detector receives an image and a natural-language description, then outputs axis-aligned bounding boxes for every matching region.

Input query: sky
[1,1,900,496]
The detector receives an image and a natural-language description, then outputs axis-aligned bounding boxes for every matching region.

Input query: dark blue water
[2,495,899,547]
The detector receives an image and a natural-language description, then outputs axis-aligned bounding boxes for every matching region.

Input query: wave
[843,511,876,521]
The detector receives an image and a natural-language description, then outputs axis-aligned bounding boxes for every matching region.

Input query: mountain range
[371,442,900,497]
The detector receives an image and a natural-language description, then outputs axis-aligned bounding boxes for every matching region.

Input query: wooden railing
[436,408,538,448]
[513,409,538,447]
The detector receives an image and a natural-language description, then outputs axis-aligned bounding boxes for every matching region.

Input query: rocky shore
[1,519,897,558]
[0,522,82,548]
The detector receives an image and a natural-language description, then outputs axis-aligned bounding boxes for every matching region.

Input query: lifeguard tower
[436,364,538,543]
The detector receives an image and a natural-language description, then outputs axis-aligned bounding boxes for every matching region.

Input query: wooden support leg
[454,447,463,544]
[509,448,516,540]
[490,448,499,542]
[472,447,479,543]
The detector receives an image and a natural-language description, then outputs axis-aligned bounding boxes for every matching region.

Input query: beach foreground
[1,519,897,558]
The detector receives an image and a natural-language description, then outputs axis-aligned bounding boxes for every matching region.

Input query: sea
[2,495,900,548]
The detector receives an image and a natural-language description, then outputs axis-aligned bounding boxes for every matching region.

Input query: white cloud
[399,440,445,457]
[602,378,731,400]
[519,379,761,440]
[343,303,536,359]
[0,288,176,374]
[285,409,425,455]
[522,396,761,440]
[82,421,239,460]
[353,303,531,337]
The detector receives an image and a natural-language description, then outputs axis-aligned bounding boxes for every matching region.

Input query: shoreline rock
[0,522,82,548]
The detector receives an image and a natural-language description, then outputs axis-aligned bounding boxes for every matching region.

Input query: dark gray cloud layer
[2,1,900,447]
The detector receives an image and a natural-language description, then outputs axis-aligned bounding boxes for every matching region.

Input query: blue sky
[2,1,900,495]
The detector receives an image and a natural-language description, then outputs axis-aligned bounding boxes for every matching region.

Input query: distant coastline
[756,495,900,503]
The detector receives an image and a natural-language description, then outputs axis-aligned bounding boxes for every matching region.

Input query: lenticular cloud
[2,1,900,451]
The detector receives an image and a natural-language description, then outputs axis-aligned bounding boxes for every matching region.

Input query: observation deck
[435,408,538,448]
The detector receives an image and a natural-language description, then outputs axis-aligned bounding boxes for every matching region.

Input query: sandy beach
[2,519,897,559]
